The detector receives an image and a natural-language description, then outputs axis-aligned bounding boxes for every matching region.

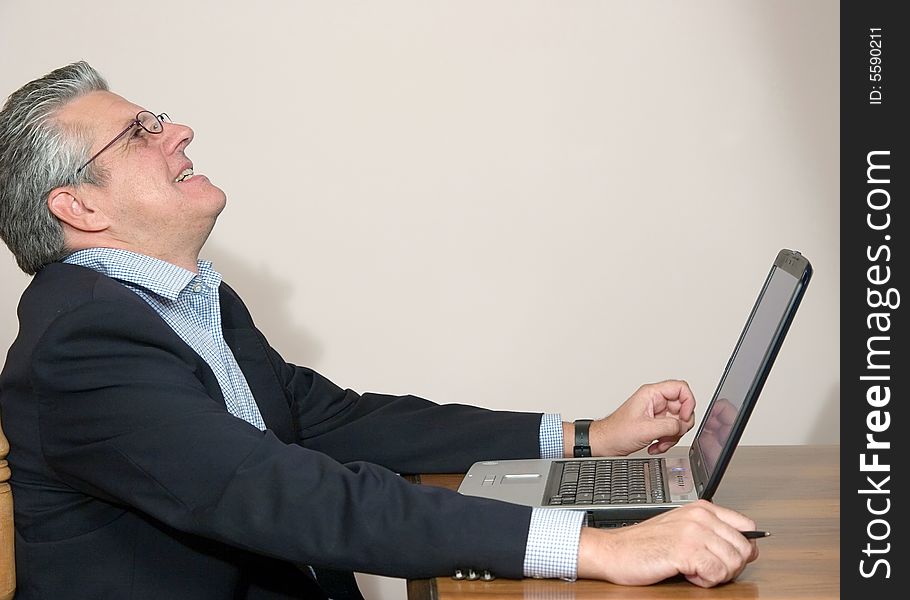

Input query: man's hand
[576,500,760,587]
[570,380,696,457]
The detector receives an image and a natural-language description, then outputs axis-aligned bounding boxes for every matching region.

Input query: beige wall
[1,1,838,597]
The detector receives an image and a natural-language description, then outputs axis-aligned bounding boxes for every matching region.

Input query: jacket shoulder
[12,263,159,349]
[28,262,145,306]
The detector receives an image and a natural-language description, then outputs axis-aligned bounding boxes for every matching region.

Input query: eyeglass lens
[138,111,165,134]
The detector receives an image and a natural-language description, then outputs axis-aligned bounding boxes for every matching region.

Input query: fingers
[644,380,695,425]
[696,499,758,532]
[683,535,758,587]
[670,501,759,587]
[644,417,686,454]
[644,380,696,453]
[687,526,757,586]
[655,379,696,423]
[685,501,759,569]
[648,436,680,454]
[582,500,760,587]
[595,379,697,456]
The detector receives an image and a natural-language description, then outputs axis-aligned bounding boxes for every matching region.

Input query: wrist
[577,527,609,581]
[562,421,573,457]
[573,419,594,457]
[563,419,607,457]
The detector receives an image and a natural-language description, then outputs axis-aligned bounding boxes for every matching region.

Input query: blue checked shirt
[63,248,583,580]
[64,248,266,430]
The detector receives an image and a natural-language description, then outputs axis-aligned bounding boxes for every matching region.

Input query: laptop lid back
[689,249,812,500]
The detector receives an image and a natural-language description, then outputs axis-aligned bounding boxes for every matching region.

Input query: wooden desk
[407,445,839,600]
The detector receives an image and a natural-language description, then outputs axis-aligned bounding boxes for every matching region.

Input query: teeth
[175,168,194,183]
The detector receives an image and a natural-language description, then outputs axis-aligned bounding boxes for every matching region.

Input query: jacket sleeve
[219,282,546,473]
[33,299,532,579]
[275,359,543,474]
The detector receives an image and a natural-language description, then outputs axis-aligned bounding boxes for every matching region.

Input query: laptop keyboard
[547,458,666,506]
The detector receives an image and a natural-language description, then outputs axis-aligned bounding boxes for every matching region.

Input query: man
[0,62,758,599]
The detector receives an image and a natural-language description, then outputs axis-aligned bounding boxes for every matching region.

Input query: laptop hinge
[688,444,710,499]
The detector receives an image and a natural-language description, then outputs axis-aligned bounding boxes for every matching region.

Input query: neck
[63,224,211,274]
[66,239,202,273]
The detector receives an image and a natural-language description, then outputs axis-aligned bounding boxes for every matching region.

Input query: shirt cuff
[538,413,564,459]
[522,508,585,580]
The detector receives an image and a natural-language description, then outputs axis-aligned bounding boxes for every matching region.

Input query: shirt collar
[64,248,222,302]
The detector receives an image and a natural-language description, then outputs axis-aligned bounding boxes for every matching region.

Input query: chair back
[0,413,15,600]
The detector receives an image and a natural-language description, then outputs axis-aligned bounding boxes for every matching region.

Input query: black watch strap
[573,419,593,457]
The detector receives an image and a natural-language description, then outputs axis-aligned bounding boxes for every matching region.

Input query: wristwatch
[573,419,593,457]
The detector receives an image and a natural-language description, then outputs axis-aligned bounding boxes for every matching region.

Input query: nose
[162,121,194,155]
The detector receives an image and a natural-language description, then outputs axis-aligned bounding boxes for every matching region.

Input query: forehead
[55,90,144,135]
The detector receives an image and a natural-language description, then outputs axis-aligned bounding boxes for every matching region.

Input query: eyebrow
[114,118,141,142]
[120,116,140,132]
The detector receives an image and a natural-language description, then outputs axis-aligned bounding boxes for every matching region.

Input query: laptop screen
[692,255,810,495]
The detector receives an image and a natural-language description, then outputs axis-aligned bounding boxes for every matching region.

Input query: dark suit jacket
[0,263,543,599]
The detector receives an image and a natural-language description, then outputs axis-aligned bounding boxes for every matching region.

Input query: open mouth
[175,168,195,183]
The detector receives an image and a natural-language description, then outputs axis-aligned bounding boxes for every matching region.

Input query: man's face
[56,91,227,261]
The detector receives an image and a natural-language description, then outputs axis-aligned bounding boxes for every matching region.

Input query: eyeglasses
[75,111,171,176]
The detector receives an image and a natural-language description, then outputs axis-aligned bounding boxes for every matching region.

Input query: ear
[47,188,109,233]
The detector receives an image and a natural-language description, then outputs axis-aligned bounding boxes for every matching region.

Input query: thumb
[643,416,684,442]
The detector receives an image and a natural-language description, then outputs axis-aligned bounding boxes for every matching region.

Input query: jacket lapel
[218,283,296,444]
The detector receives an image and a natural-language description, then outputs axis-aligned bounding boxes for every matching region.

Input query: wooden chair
[0,414,15,600]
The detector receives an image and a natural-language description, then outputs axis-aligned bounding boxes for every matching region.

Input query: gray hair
[0,61,109,274]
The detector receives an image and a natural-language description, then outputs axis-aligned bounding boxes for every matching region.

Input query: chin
[213,191,227,215]
[198,184,227,213]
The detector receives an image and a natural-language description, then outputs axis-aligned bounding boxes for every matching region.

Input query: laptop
[457,249,812,526]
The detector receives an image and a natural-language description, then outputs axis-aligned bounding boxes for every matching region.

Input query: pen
[741,530,771,539]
